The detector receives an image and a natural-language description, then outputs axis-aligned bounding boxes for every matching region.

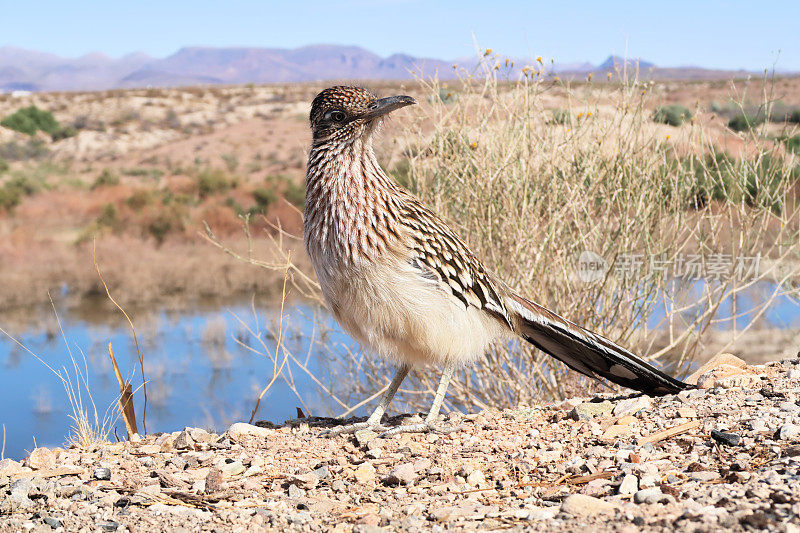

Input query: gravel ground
[2,356,800,532]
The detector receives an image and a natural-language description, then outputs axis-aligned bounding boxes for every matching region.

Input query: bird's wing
[506,293,689,395]
[399,197,513,329]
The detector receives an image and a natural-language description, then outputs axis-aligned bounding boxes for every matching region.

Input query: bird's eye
[328,110,346,122]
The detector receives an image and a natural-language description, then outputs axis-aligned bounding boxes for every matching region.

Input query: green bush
[196,168,233,197]
[284,181,306,207]
[147,210,182,244]
[0,158,8,174]
[126,189,153,211]
[1,106,59,136]
[0,140,50,161]
[653,105,693,127]
[96,203,118,228]
[790,109,800,124]
[92,169,120,189]
[728,112,765,132]
[253,187,277,207]
[50,125,77,141]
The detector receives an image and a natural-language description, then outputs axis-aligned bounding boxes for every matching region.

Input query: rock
[287,483,305,499]
[219,460,245,477]
[287,511,312,524]
[710,430,741,446]
[677,408,697,418]
[366,448,382,459]
[8,478,34,508]
[383,463,417,486]
[613,396,652,417]
[187,427,214,443]
[602,424,632,440]
[354,429,378,446]
[618,474,638,495]
[227,423,274,439]
[93,467,111,480]
[560,494,616,516]
[97,521,119,531]
[173,430,194,450]
[787,368,800,380]
[288,472,318,490]
[527,507,558,520]
[634,487,664,504]
[686,353,747,384]
[689,471,721,482]
[779,423,800,441]
[466,470,485,487]
[26,447,56,470]
[570,401,614,420]
[779,401,800,413]
[204,468,222,493]
[43,516,63,529]
[617,415,637,425]
[354,463,377,484]
[0,458,26,476]
[313,465,330,480]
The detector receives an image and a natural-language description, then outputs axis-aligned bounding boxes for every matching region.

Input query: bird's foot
[379,421,462,438]
[319,420,387,438]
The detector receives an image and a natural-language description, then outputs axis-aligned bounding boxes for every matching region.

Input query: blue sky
[2,0,799,70]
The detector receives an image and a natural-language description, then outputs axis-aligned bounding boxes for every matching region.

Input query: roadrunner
[304,86,689,436]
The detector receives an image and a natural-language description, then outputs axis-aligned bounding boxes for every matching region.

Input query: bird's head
[309,86,416,144]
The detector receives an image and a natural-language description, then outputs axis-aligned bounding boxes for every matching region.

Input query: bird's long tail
[506,293,690,395]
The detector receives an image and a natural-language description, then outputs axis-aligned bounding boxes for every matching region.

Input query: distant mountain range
[0,45,768,92]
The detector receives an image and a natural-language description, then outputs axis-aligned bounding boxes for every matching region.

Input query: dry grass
[218,65,800,416]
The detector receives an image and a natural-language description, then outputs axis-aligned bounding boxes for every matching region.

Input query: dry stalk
[108,343,138,438]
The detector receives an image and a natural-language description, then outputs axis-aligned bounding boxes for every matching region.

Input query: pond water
[0,297,357,461]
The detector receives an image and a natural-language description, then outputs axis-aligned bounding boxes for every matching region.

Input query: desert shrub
[0,175,36,211]
[728,112,765,132]
[790,109,800,124]
[653,104,693,126]
[551,108,572,125]
[96,203,118,228]
[147,209,183,244]
[50,125,77,141]
[0,140,50,161]
[121,167,164,179]
[1,106,59,136]
[196,168,233,197]
[92,169,119,189]
[221,153,239,172]
[126,189,154,211]
[0,158,8,174]
[253,187,277,207]
[284,180,305,207]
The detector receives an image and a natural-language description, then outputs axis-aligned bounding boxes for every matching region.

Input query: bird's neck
[304,135,402,263]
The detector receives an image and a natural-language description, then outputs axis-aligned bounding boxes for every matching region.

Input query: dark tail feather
[506,294,690,395]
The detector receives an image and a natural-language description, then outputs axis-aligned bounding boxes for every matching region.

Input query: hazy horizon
[3,0,799,72]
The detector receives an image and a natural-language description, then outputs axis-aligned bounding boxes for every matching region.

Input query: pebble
[613,396,652,417]
[779,423,800,440]
[25,447,56,470]
[601,424,632,440]
[313,465,330,480]
[287,484,305,499]
[354,429,378,446]
[383,463,417,485]
[219,460,245,477]
[173,430,194,450]
[354,463,376,483]
[634,487,665,504]
[570,401,614,420]
[710,430,741,446]
[288,472,318,489]
[0,458,26,476]
[42,516,63,529]
[560,494,616,516]
[227,423,274,439]
[93,467,111,480]
[618,474,638,495]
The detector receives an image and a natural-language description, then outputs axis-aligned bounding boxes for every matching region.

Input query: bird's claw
[319,421,387,438]
[378,422,462,438]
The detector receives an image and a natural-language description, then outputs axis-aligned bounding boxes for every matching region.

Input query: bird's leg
[379,362,460,437]
[320,364,410,437]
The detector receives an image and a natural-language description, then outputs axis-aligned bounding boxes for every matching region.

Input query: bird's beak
[364,95,417,120]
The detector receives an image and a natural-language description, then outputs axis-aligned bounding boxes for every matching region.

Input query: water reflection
[0,296,354,460]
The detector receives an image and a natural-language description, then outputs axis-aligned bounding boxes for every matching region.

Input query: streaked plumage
[303,86,689,435]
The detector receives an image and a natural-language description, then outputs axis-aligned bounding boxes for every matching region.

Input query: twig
[249,251,292,423]
[108,343,138,438]
[638,420,700,445]
[93,240,147,435]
